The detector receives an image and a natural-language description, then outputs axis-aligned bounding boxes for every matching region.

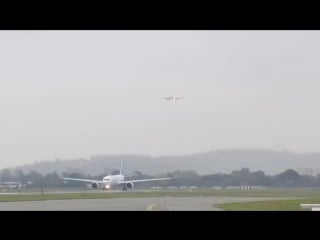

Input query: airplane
[163,96,184,102]
[0,181,24,189]
[62,160,172,191]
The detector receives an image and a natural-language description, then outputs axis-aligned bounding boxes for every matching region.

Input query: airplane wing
[176,97,184,100]
[62,177,104,184]
[119,177,172,184]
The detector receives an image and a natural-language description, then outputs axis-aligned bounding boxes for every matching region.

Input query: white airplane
[62,160,172,191]
[163,96,184,102]
[0,181,24,189]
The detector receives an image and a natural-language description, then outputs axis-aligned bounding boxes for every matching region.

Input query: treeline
[161,168,320,188]
[1,168,320,188]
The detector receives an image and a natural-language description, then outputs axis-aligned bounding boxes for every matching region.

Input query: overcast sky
[1,30,320,168]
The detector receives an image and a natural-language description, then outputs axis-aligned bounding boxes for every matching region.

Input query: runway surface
[0,196,290,211]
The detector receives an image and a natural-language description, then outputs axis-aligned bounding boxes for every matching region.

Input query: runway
[0,196,290,211]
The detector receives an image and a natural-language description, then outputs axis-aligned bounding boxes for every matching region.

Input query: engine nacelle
[91,183,98,189]
[126,182,134,189]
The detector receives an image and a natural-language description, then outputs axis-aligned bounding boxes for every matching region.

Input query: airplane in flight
[62,160,172,191]
[163,96,184,102]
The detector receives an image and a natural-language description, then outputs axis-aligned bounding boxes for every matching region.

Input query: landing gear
[122,187,127,191]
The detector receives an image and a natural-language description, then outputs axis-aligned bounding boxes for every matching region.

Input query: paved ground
[0,196,290,211]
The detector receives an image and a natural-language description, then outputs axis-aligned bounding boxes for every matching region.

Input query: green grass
[0,189,279,202]
[2,188,320,203]
[215,198,320,211]
[0,190,234,202]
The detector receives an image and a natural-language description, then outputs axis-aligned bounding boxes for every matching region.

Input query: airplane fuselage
[102,174,125,189]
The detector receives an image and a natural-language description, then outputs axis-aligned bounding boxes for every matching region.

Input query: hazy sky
[1,30,320,168]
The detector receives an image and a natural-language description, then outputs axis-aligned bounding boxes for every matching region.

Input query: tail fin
[120,160,124,175]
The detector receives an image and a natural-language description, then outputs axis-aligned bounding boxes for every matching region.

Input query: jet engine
[126,182,134,189]
[91,183,98,189]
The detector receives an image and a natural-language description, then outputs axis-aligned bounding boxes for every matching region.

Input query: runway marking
[146,202,169,211]
[146,203,157,211]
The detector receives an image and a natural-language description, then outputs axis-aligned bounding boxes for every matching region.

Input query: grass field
[1,188,320,204]
[0,191,215,202]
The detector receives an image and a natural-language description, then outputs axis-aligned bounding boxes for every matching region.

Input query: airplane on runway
[62,160,172,191]
[0,181,24,189]
[163,96,184,102]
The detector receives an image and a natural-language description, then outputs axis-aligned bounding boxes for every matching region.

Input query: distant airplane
[0,181,24,189]
[163,96,184,102]
[62,160,172,191]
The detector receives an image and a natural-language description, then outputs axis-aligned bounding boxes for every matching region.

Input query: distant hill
[5,149,320,176]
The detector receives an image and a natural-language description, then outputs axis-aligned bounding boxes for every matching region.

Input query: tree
[274,169,300,186]
[45,172,64,187]
[0,169,13,182]
[25,170,45,187]
[14,169,25,183]
[133,171,143,178]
